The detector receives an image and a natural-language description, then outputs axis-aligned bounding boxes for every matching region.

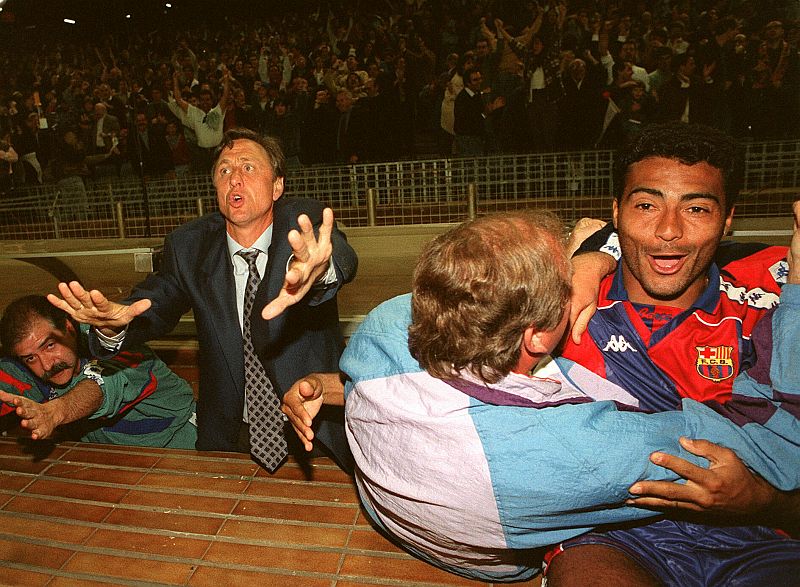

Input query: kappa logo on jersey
[695,345,735,382]
[83,361,106,385]
[602,335,638,353]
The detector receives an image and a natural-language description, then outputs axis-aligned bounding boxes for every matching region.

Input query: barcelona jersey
[562,243,788,412]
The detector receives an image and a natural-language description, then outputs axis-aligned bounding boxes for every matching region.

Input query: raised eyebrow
[626,187,664,199]
[680,192,722,205]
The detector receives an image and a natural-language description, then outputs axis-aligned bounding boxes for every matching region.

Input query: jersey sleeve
[0,359,44,416]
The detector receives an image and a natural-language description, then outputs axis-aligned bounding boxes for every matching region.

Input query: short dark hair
[212,127,286,179]
[408,211,571,384]
[0,295,72,355]
[613,121,743,212]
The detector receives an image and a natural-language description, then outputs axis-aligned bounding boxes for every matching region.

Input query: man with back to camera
[278,205,800,582]
[48,127,357,474]
[0,295,196,448]
[550,121,799,585]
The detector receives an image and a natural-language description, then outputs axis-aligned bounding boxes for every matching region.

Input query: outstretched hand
[627,437,775,517]
[281,376,325,452]
[0,390,59,440]
[281,372,345,451]
[261,208,335,320]
[47,281,151,333]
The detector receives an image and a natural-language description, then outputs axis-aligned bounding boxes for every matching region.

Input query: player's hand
[568,251,616,344]
[627,437,775,516]
[281,376,325,451]
[0,390,60,440]
[567,218,607,257]
[47,281,151,333]
[261,209,335,320]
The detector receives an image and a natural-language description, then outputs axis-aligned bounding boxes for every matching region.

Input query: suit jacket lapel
[200,225,245,394]
[254,201,291,350]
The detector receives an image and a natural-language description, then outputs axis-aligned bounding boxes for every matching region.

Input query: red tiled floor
[4,495,112,523]
[58,447,160,468]
[188,566,331,587]
[231,498,359,525]
[85,528,212,559]
[23,478,130,504]
[202,541,342,574]
[244,478,359,503]
[0,455,54,475]
[218,518,350,548]
[153,455,259,477]
[340,553,482,585]
[0,512,96,544]
[63,551,196,584]
[103,506,225,535]
[347,527,406,554]
[0,567,52,586]
[120,488,238,514]
[0,471,34,492]
[44,463,147,485]
[136,471,251,494]
[0,537,75,569]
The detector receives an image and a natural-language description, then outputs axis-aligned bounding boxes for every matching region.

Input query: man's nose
[655,209,683,241]
[228,168,243,186]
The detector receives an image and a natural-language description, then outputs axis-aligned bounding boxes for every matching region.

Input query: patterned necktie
[237,250,288,472]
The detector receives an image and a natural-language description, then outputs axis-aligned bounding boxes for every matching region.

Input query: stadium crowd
[0,0,798,195]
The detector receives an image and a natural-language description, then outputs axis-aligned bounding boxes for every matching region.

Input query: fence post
[115,202,126,238]
[366,188,377,227]
[467,183,477,220]
[196,197,205,217]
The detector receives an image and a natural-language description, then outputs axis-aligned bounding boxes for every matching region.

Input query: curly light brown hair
[408,211,571,383]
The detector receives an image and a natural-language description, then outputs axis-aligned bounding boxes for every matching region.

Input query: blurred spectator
[164,120,192,178]
[557,56,605,150]
[0,0,798,178]
[657,52,712,125]
[0,130,18,197]
[129,112,175,180]
[333,89,369,164]
[16,112,51,185]
[267,97,301,168]
[168,66,231,172]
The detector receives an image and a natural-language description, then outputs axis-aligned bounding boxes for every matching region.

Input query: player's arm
[0,379,102,440]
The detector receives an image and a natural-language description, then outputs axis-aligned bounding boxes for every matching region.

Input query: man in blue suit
[48,128,358,473]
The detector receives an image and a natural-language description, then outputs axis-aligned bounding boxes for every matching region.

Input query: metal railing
[1,140,798,240]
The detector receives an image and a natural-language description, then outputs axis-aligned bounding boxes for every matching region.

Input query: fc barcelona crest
[695,346,735,382]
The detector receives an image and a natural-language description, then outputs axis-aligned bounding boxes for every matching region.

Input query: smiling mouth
[649,254,686,274]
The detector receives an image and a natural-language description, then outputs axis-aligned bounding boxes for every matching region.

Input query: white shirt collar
[227,224,273,271]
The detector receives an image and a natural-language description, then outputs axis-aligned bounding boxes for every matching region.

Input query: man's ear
[612,198,619,229]
[273,176,285,201]
[522,326,550,355]
[722,205,735,237]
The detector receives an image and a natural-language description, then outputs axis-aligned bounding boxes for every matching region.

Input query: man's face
[14,316,80,388]
[620,42,637,62]
[614,157,733,309]
[336,92,352,112]
[199,92,214,112]
[213,139,284,237]
[467,71,482,91]
[476,40,489,57]
[537,301,572,357]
